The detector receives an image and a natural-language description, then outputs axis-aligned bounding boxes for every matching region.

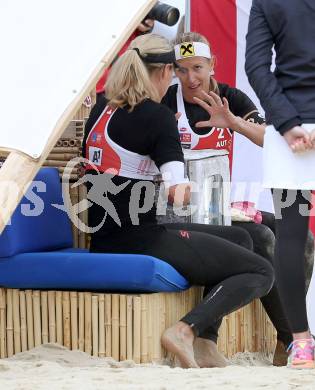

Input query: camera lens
[147,1,180,26]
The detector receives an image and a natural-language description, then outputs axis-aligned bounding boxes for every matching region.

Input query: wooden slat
[0,289,6,358]
[98,294,105,358]
[56,291,63,345]
[133,296,141,364]
[12,289,21,354]
[105,294,112,357]
[78,293,85,351]
[140,295,148,363]
[6,289,14,357]
[48,291,56,343]
[70,292,78,350]
[19,291,27,352]
[33,291,41,347]
[119,295,127,361]
[112,295,119,361]
[92,295,98,357]
[84,293,92,354]
[41,292,49,344]
[25,290,34,350]
[126,296,133,361]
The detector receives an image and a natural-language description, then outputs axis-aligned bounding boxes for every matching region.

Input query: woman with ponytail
[82,34,274,368]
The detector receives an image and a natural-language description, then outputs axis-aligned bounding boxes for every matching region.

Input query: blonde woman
[82,34,273,368]
[161,31,313,367]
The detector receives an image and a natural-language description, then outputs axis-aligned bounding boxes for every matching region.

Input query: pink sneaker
[287,338,315,369]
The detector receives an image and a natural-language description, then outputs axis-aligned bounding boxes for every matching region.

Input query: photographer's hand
[138,19,154,33]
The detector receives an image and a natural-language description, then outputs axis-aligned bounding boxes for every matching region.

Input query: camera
[146,1,180,26]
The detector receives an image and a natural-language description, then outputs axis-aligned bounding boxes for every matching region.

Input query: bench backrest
[0,168,73,257]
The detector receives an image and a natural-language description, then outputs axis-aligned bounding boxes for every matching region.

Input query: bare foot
[161,322,199,368]
[193,338,228,368]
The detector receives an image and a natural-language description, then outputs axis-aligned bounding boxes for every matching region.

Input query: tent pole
[185,0,191,32]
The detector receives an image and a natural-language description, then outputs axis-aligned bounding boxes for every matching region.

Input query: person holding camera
[161,31,314,367]
[96,1,180,101]
[82,33,274,369]
[95,19,154,101]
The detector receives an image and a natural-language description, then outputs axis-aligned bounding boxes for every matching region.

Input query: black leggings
[91,224,274,338]
[237,211,314,290]
[232,218,292,346]
[272,189,311,333]
[167,222,292,346]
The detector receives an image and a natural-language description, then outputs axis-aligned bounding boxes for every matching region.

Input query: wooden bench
[0,287,276,362]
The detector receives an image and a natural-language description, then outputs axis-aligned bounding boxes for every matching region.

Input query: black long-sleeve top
[245,0,315,134]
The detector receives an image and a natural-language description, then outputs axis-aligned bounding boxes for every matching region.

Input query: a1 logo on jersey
[88,146,103,166]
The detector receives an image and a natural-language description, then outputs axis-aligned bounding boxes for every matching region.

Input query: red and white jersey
[85,106,159,180]
[176,83,233,153]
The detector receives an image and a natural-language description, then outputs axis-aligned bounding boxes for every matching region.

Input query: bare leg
[193,337,228,368]
[293,330,313,340]
[161,321,199,368]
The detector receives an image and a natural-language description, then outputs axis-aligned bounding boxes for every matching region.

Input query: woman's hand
[283,126,313,153]
[175,112,182,121]
[193,91,238,129]
[167,182,192,207]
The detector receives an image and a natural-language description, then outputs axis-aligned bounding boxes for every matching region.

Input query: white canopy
[0,0,156,157]
[0,0,156,232]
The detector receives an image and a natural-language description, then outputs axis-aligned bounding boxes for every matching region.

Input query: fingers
[144,19,154,27]
[284,126,314,152]
[290,138,307,153]
[193,96,212,114]
[193,91,221,110]
[195,120,211,128]
[200,90,223,107]
[200,92,217,108]
[137,23,148,32]
[138,19,154,32]
[222,97,230,110]
[175,112,182,121]
[302,134,313,150]
[290,136,312,153]
[209,91,223,106]
[193,91,222,107]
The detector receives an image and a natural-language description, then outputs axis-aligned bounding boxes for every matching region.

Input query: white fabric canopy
[0,0,155,157]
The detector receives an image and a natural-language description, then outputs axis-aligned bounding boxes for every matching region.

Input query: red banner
[191,0,237,87]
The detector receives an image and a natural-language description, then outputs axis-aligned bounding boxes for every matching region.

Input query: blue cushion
[0,167,190,292]
[0,249,189,292]
[0,168,73,257]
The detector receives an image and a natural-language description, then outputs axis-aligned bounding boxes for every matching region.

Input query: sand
[0,343,314,390]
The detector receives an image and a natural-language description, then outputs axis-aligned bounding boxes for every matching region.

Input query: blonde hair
[105,34,173,111]
[173,32,219,94]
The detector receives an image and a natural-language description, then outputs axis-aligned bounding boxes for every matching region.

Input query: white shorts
[263,124,315,190]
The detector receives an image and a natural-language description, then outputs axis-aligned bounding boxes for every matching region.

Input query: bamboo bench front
[0,287,276,362]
